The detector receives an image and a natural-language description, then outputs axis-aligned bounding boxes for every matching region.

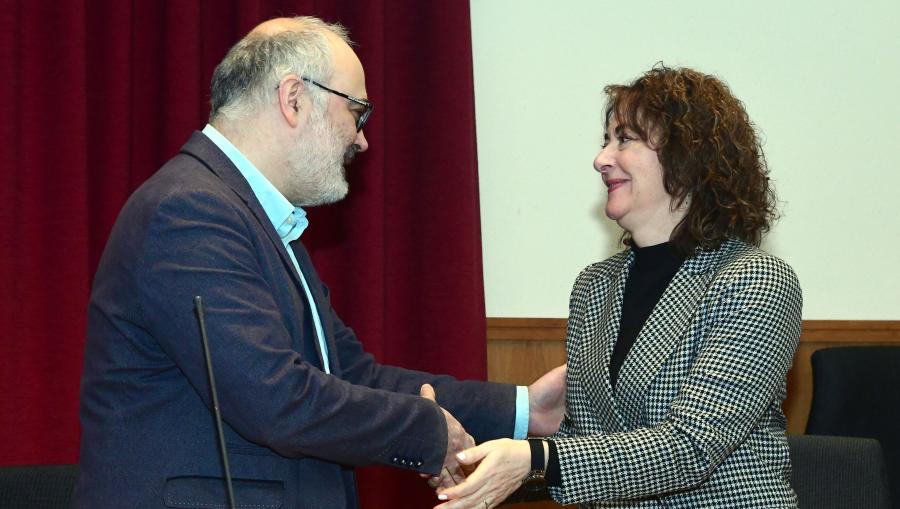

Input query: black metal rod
[194,296,236,509]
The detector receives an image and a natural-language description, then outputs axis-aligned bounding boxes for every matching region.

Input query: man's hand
[527,364,567,436]
[420,384,475,488]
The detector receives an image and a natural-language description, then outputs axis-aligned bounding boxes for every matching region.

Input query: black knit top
[546,242,684,486]
[609,242,684,388]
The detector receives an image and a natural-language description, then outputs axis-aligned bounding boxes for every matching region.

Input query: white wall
[471,0,900,320]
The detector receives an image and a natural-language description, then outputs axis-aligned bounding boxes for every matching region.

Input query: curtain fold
[1,2,485,508]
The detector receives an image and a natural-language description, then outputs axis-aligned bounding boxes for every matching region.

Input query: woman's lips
[606,179,628,193]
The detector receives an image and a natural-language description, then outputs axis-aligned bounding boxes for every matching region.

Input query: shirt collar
[202,124,308,243]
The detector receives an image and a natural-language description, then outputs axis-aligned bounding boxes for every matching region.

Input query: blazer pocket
[163,476,283,508]
[226,441,286,458]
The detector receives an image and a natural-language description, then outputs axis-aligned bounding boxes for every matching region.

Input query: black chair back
[806,345,900,508]
[789,434,891,509]
[0,464,79,509]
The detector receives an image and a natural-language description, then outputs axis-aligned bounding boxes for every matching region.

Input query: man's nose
[354,129,369,153]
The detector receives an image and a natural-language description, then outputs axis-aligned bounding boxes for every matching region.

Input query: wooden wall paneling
[487,318,567,386]
[487,319,571,508]
[785,320,900,432]
[485,318,900,507]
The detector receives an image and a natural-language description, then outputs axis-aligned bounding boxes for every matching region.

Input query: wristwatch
[522,438,546,492]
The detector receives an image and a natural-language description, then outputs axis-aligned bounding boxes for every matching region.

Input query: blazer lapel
[613,245,725,428]
[180,132,308,294]
[579,253,632,432]
[180,132,328,368]
[288,241,338,375]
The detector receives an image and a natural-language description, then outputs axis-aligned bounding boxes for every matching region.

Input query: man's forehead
[328,37,367,97]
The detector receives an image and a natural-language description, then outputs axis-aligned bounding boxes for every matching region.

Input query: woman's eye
[617,135,631,145]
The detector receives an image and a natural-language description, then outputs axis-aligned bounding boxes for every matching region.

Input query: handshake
[418,364,567,509]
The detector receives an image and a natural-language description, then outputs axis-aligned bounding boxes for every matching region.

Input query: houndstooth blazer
[548,238,802,508]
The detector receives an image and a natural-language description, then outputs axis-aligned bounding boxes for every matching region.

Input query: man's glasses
[302,77,373,132]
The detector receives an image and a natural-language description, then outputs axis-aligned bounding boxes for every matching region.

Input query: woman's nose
[593,145,612,173]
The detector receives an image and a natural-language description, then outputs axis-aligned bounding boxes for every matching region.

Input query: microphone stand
[194,296,237,509]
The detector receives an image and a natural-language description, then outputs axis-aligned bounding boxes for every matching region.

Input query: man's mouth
[343,145,358,165]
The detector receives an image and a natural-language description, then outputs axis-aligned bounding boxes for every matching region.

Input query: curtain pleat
[1,2,485,507]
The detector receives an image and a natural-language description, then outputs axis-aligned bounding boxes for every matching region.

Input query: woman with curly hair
[433,65,802,508]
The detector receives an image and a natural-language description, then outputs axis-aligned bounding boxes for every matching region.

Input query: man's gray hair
[209,16,351,122]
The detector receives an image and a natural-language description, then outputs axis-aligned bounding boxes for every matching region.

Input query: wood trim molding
[488,317,900,342]
[486,318,900,437]
[484,319,900,509]
[487,317,566,341]
[800,320,900,341]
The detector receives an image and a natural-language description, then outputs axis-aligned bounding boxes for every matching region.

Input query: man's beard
[283,107,358,207]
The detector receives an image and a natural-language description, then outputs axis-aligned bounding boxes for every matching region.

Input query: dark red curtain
[0,1,486,508]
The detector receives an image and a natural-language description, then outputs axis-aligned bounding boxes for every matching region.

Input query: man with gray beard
[75,16,566,509]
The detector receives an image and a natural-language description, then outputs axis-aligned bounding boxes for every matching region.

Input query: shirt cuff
[513,385,529,439]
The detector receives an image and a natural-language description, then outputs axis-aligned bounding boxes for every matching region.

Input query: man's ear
[277,75,305,127]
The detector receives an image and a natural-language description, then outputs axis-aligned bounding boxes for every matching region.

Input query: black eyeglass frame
[301,77,373,132]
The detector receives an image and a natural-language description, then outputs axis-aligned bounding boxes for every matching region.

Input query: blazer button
[391,456,399,463]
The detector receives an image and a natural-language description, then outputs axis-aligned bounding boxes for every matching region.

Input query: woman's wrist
[542,440,549,469]
[523,439,548,492]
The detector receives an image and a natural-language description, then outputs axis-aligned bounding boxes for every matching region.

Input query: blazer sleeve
[136,187,454,474]
[326,308,518,443]
[549,254,802,504]
[289,243,519,444]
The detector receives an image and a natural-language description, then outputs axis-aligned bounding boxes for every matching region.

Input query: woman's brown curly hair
[604,64,777,257]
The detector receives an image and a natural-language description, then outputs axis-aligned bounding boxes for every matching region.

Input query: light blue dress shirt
[203,124,330,373]
[201,124,528,438]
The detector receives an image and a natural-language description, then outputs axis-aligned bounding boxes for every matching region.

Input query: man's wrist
[513,385,529,439]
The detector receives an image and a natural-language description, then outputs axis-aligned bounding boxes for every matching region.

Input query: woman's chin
[605,205,626,222]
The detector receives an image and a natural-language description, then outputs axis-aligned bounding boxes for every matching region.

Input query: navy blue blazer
[75,132,516,509]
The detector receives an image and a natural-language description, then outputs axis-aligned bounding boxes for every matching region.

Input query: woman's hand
[433,438,531,509]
